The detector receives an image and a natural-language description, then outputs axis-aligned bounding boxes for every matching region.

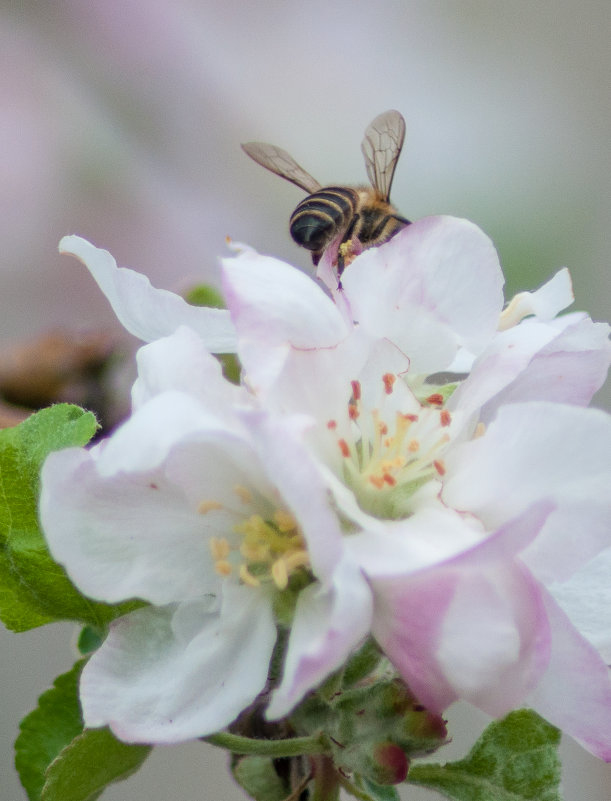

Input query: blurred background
[1,1,610,799]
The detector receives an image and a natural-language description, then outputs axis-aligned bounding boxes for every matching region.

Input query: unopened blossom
[40,326,372,743]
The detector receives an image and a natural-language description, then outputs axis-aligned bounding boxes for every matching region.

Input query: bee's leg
[337,214,360,282]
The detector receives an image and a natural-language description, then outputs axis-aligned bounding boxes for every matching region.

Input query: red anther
[440,409,451,427]
[350,380,362,401]
[349,403,359,420]
[378,422,388,436]
[338,439,351,458]
[327,419,337,430]
[427,393,444,406]
[433,459,446,476]
[401,413,418,423]
[383,373,396,394]
[383,472,396,486]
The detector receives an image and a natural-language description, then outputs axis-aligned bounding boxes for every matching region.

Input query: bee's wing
[361,110,406,201]
[241,142,322,195]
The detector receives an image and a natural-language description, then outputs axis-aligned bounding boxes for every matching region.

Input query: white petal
[221,249,349,348]
[59,235,236,351]
[341,217,504,373]
[267,557,372,719]
[443,403,611,577]
[547,547,611,662]
[81,586,276,743]
[40,447,221,605]
[96,391,242,477]
[498,268,573,329]
[527,589,611,761]
[132,326,246,412]
[243,411,345,581]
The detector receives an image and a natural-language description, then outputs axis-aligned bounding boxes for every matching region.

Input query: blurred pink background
[1,2,610,799]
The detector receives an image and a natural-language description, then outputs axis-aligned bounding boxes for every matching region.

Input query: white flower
[52,219,611,759]
[40,327,372,743]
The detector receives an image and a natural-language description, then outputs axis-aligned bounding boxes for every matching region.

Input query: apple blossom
[51,219,611,761]
[40,326,373,743]
[219,233,611,759]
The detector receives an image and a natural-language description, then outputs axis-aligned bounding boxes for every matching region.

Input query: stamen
[198,500,223,514]
[274,509,297,533]
[338,439,351,458]
[351,380,362,401]
[239,564,261,587]
[327,419,337,430]
[215,560,233,577]
[210,537,230,560]
[426,393,444,406]
[234,485,253,504]
[433,460,446,476]
[271,559,289,590]
[440,410,452,427]
[383,373,396,394]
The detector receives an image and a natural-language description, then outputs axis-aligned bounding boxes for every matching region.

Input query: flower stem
[203,730,330,757]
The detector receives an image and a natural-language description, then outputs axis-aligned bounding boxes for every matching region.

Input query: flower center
[203,490,311,590]
[329,377,453,519]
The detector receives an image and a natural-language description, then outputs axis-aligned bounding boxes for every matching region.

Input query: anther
[433,459,446,476]
[351,380,362,401]
[234,485,253,504]
[383,374,396,394]
[338,439,351,458]
[440,410,452,427]
[274,509,296,533]
[198,500,223,514]
[426,393,444,406]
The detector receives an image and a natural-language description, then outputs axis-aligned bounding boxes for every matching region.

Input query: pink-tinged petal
[528,589,611,761]
[346,505,487,578]
[59,235,236,351]
[267,557,373,720]
[40,447,221,605]
[372,570,458,712]
[132,326,246,411]
[81,585,276,743]
[452,315,611,419]
[449,321,560,419]
[371,503,552,715]
[340,217,504,373]
[498,268,574,330]
[547,547,611,663]
[443,403,611,577]
[221,249,349,349]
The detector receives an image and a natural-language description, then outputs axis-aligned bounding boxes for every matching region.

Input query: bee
[242,110,410,275]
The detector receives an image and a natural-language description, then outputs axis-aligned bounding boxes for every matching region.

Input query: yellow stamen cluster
[202,492,310,591]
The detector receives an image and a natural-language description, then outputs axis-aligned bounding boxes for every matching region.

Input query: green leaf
[15,661,86,801]
[232,755,289,801]
[41,728,151,801]
[0,405,138,631]
[407,709,562,801]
